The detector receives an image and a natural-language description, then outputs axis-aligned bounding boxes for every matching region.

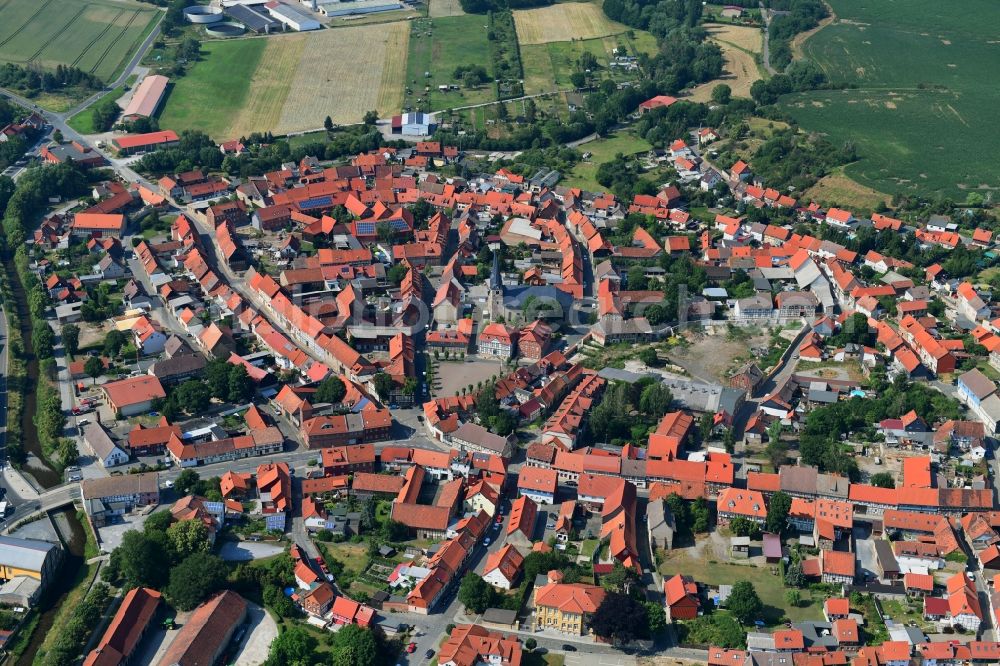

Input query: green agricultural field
[0,0,159,82]
[157,39,267,139]
[404,15,496,112]
[521,32,657,95]
[779,0,1000,199]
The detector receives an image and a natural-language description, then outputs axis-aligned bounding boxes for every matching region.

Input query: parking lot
[95,510,151,553]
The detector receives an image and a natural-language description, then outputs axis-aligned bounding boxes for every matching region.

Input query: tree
[332,624,378,666]
[174,380,212,414]
[691,497,710,533]
[103,329,127,357]
[784,559,805,588]
[627,264,648,290]
[371,372,394,402]
[173,469,202,497]
[785,589,801,607]
[524,637,537,651]
[765,437,788,470]
[729,517,761,539]
[84,355,104,382]
[639,382,672,418]
[263,585,298,619]
[458,573,497,613]
[113,529,170,589]
[645,600,666,634]
[766,491,792,534]
[165,552,227,610]
[600,562,640,595]
[699,412,714,441]
[324,116,334,131]
[363,110,378,126]
[723,428,736,454]
[870,472,895,488]
[727,580,763,624]
[167,519,212,559]
[227,364,254,403]
[144,510,173,534]
[591,592,649,643]
[711,83,732,105]
[665,493,691,534]
[264,626,318,666]
[638,347,660,367]
[61,324,80,356]
[315,376,347,404]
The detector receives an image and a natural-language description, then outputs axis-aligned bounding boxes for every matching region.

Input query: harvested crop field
[705,23,763,53]
[228,34,308,139]
[276,22,409,132]
[684,39,759,101]
[513,2,628,45]
[803,167,891,212]
[429,0,465,17]
[159,24,409,138]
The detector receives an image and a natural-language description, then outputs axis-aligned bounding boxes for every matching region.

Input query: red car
[406,643,417,653]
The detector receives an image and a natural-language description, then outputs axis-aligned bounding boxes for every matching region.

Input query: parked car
[562,645,577,652]
[406,643,416,654]
[425,650,435,659]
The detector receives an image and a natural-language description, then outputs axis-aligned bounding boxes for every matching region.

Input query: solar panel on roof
[356,222,375,235]
[300,196,333,209]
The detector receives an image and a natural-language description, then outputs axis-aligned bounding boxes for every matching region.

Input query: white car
[164,480,174,488]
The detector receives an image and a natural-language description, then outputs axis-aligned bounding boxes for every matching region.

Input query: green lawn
[157,39,267,138]
[779,0,1000,199]
[404,15,496,111]
[659,547,824,625]
[67,80,132,134]
[0,0,159,82]
[561,130,651,191]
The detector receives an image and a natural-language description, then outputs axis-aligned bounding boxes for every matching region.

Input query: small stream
[4,257,87,665]
[4,257,59,487]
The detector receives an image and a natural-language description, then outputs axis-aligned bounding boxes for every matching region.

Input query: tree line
[0,63,103,98]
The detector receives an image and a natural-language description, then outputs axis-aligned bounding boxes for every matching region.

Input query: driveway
[229,602,278,666]
[219,540,285,561]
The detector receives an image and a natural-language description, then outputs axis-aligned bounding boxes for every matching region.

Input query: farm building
[110,130,180,156]
[638,95,678,114]
[310,0,403,16]
[225,3,281,32]
[265,1,321,30]
[121,75,170,122]
[391,112,436,136]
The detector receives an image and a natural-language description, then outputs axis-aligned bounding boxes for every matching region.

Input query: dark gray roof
[0,536,58,572]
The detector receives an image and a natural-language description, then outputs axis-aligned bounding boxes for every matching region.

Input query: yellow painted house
[0,535,61,584]
[533,577,606,636]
